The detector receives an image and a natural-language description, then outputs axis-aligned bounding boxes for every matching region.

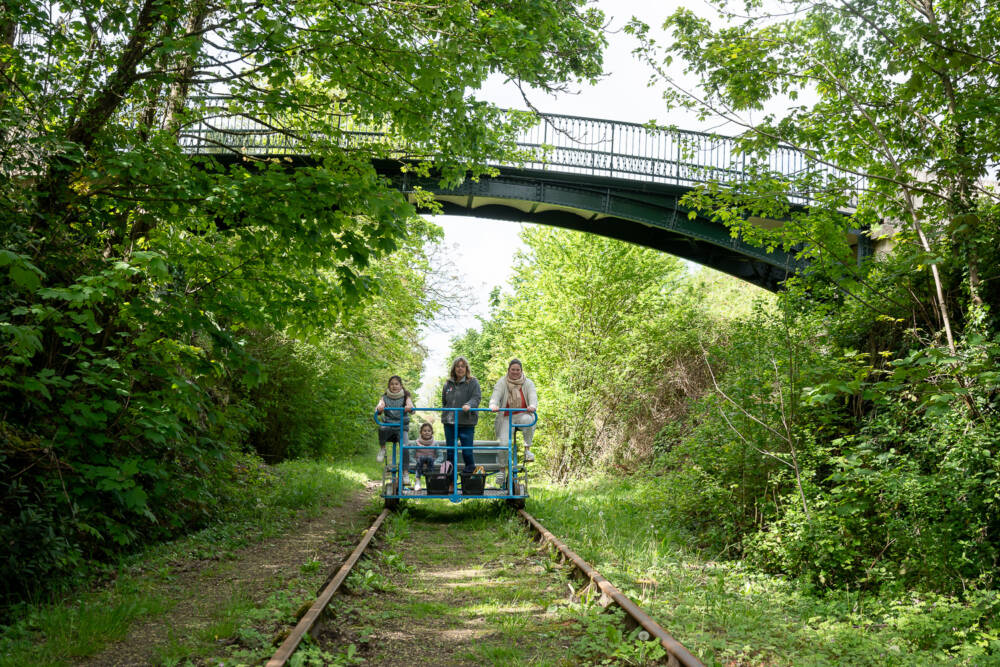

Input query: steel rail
[266,509,390,667]
[518,509,704,667]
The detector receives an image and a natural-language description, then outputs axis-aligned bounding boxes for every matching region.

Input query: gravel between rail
[313,502,612,666]
[77,485,377,666]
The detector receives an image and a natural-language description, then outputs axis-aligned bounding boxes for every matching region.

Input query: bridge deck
[179,100,867,290]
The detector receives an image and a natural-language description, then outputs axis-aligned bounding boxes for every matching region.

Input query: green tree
[0,0,606,607]
[626,0,1000,591]
[629,0,1000,351]
[450,227,747,477]
[243,233,438,462]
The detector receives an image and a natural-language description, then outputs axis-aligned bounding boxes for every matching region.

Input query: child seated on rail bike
[375,375,414,485]
[410,422,437,493]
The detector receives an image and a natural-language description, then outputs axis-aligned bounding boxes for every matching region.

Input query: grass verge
[527,475,1000,666]
[0,456,376,667]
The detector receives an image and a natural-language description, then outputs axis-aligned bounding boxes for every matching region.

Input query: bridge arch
[185,104,869,291]
[387,163,802,292]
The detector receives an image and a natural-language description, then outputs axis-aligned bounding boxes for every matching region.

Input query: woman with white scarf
[489,359,538,463]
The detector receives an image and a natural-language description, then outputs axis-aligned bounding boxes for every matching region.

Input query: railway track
[266,506,703,667]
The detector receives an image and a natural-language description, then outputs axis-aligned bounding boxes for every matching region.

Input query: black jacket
[441,377,481,426]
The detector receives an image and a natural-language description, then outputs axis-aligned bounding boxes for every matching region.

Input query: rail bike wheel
[505,498,525,510]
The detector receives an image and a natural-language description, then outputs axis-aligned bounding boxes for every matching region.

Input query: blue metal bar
[493,407,538,495]
[374,407,536,501]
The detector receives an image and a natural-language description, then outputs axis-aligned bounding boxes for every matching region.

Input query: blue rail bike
[373,406,536,510]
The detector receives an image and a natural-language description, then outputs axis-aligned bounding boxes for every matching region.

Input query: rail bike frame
[374,406,536,507]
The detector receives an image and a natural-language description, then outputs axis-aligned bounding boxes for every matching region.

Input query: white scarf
[504,373,526,409]
[385,388,405,400]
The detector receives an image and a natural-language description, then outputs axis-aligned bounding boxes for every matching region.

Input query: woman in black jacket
[441,356,481,473]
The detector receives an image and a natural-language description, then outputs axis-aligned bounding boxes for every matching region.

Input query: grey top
[378,393,411,428]
[441,377,481,426]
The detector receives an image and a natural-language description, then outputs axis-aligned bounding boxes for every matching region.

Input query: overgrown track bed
[518,510,702,667]
[270,504,703,666]
[268,509,390,666]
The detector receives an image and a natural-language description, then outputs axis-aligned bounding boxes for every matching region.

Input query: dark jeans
[444,424,475,473]
[415,456,436,477]
[378,425,405,447]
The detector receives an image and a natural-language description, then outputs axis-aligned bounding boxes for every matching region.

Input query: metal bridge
[180,100,867,291]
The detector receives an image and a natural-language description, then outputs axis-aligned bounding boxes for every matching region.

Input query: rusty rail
[267,509,390,667]
[518,509,704,667]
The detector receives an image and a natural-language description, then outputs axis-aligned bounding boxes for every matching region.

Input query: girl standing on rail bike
[374,376,414,477]
[490,358,538,462]
[441,356,481,474]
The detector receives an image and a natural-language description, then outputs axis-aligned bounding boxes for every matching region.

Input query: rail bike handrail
[374,406,537,497]
[373,405,536,428]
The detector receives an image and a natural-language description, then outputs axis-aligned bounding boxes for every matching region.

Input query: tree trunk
[0,17,15,110]
[165,0,212,134]
[65,0,161,152]
[922,0,985,313]
[968,252,983,308]
[901,190,958,356]
[1,17,15,73]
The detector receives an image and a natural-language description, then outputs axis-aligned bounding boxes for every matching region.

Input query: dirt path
[314,502,589,667]
[79,484,378,667]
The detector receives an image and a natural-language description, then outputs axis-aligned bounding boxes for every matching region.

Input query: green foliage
[654,275,1000,593]
[568,606,668,665]
[747,395,1000,591]
[656,282,1000,595]
[0,458,369,665]
[629,0,1000,334]
[613,0,1000,601]
[452,202,1000,602]
[240,243,433,461]
[1,0,606,612]
[448,227,760,477]
[290,642,363,667]
[344,567,394,594]
[530,479,1000,664]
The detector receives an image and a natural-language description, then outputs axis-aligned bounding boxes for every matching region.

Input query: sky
[414,0,708,399]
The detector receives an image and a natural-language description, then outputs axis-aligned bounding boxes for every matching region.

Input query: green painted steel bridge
[180,101,868,291]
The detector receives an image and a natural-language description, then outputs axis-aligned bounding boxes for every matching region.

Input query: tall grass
[527,476,1000,666]
[0,458,374,667]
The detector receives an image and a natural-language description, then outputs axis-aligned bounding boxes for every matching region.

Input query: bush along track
[308,503,669,667]
[529,478,1000,665]
[0,460,376,667]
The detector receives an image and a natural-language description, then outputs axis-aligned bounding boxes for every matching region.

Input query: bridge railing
[513,114,747,185]
[510,114,861,204]
[177,98,860,204]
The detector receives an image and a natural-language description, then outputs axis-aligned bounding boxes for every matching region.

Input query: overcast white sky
[415,0,711,399]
